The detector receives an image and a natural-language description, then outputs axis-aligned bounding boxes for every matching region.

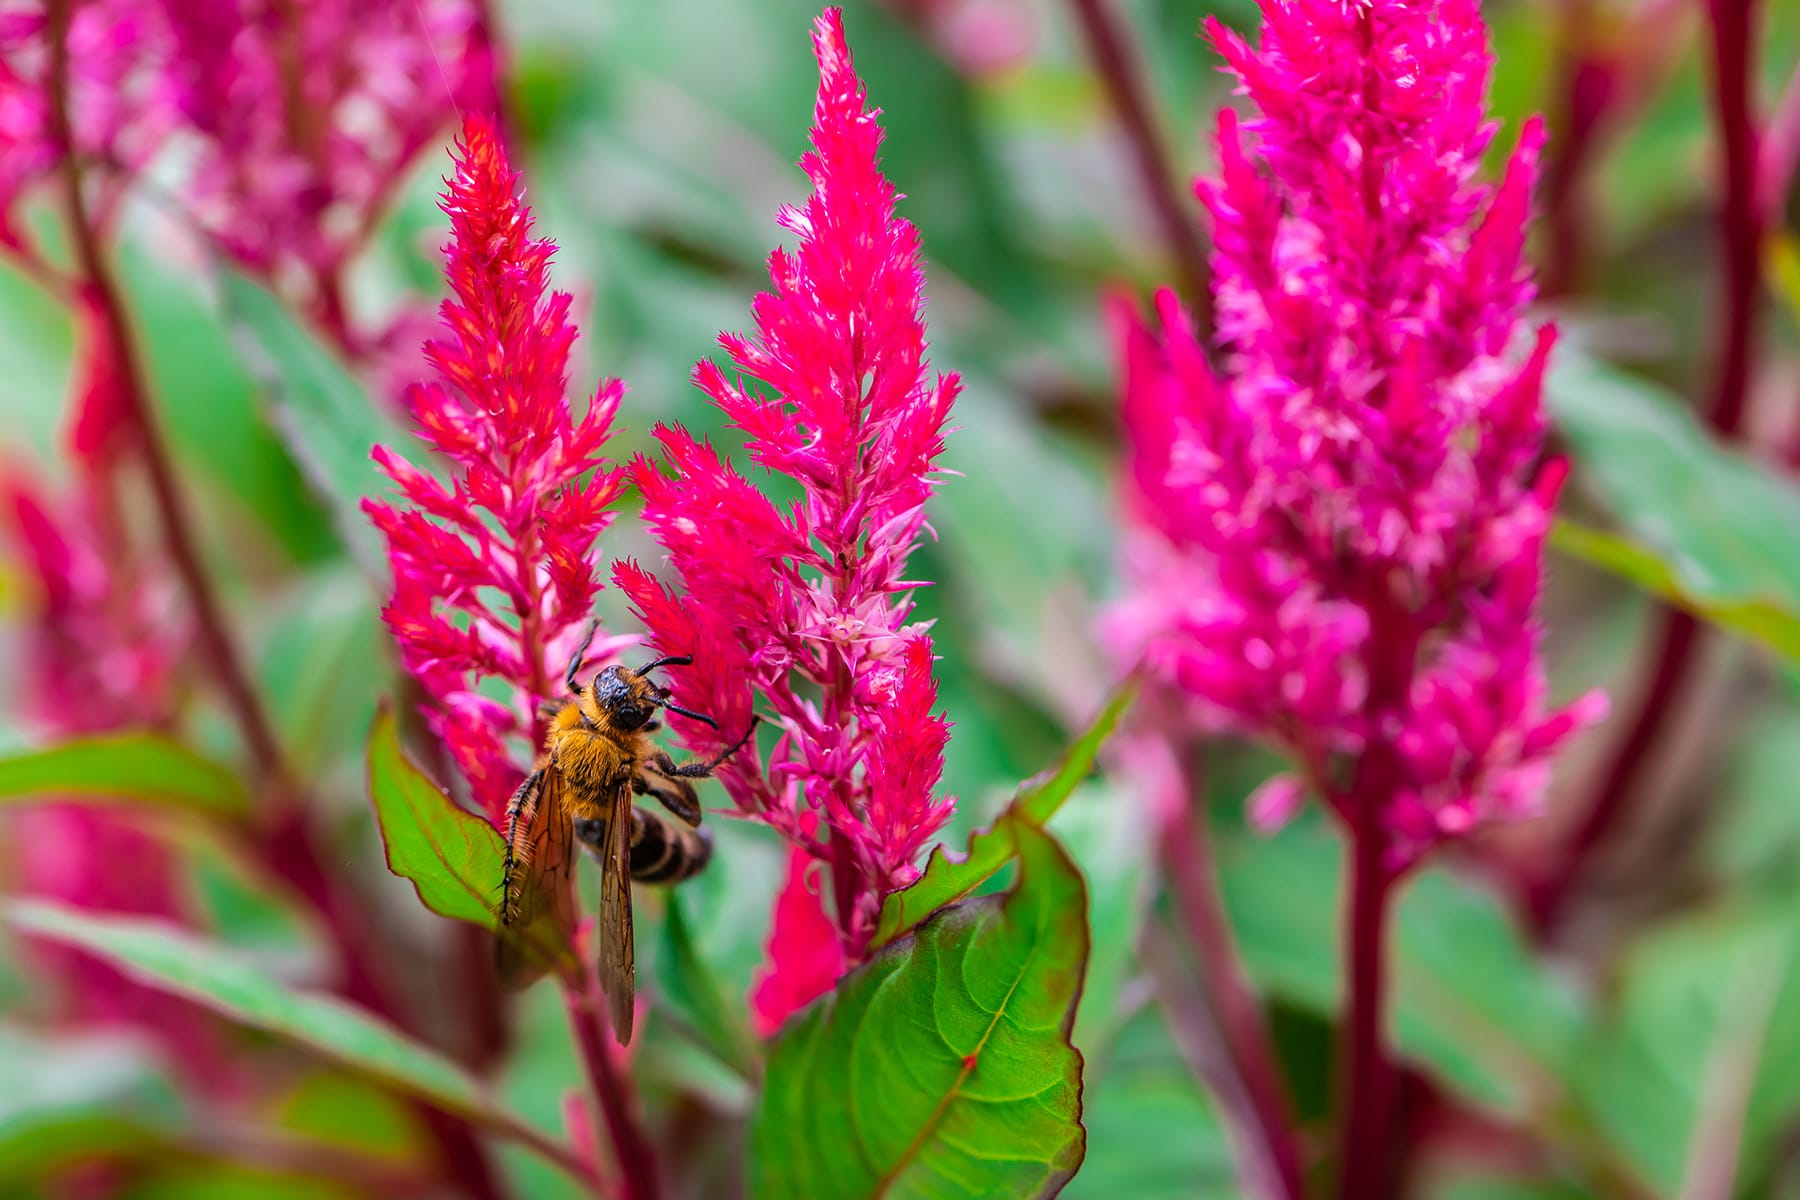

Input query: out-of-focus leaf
[274,1071,427,1164]
[1050,782,1154,1055]
[751,821,1090,1199]
[365,709,573,976]
[219,270,404,576]
[656,893,759,1079]
[0,1026,182,1182]
[1551,520,1800,660]
[117,239,339,565]
[871,681,1135,949]
[1548,351,1800,662]
[1571,903,1800,1197]
[0,901,587,1183]
[1063,1006,1242,1200]
[0,734,247,818]
[182,829,325,975]
[259,568,389,772]
[1217,815,1584,1117]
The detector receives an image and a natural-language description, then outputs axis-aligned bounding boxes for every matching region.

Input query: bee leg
[563,619,602,695]
[636,760,703,826]
[655,716,762,780]
[499,769,545,925]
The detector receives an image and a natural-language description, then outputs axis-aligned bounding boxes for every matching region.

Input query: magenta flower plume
[617,7,959,958]
[365,113,627,822]
[1106,0,1604,862]
[155,0,497,352]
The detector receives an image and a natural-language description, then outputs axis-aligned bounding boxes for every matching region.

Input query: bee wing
[596,780,636,1044]
[497,764,578,989]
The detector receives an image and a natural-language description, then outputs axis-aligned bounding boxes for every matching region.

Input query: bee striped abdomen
[628,808,711,883]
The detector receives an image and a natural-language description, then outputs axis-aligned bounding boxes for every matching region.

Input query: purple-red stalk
[1064,0,1213,326]
[566,984,661,1200]
[1529,0,1763,937]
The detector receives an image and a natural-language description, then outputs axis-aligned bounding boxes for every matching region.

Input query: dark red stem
[1337,817,1396,1200]
[566,982,662,1200]
[1528,0,1762,937]
[1064,0,1213,329]
[1540,0,1613,298]
[43,8,506,1197]
[1162,784,1305,1200]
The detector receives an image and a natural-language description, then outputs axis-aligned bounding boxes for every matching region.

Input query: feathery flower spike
[366,113,628,822]
[618,8,959,989]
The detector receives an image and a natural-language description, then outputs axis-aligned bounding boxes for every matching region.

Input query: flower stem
[1160,763,1304,1200]
[1528,0,1761,938]
[1336,817,1396,1200]
[565,981,662,1200]
[1064,0,1213,329]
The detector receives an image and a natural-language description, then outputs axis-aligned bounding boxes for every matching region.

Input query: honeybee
[498,622,756,1041]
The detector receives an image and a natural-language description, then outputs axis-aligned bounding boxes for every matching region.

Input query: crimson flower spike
[366,113,629,822]
[617,8,959,1023]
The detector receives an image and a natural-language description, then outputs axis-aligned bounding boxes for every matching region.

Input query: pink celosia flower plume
[617,8,958,991]
[365,113,628,822]
[1107,0,1605,862]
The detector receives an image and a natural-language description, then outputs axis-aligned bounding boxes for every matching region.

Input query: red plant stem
[43,10,507,1197]
[1161,779,1305,1200]
[565,982,662,1200]
[1336,813,1396,1200]
[1064,0,1214,330]
[1528,0,1762,937]
[1540,0,1610,298]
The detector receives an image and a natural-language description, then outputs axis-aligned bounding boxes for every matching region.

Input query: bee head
[583,654,720,733]
[586,665,658,731]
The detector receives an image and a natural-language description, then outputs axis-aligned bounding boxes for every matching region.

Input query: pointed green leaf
[656,894,759,1080]
[1548,351,1800,662]
[751,820,1090,1199]
[365,708,574,977]
[220,269,406,576]
[0,734,247,818]
[871,681,1134,950]
[0,901,588,1185]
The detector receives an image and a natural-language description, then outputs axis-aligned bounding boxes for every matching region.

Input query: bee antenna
[637,654,694,677]
[658,699,719,730]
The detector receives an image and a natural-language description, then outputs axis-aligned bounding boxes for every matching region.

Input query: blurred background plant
[0,0,1798,1196]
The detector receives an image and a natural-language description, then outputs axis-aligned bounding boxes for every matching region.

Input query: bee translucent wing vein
[597,782,636,1044]
[497,764,576,989]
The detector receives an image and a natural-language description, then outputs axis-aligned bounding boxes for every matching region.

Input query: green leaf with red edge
[0,734,248,819]
[869,681,1135,951]
[0,901,590,1186]
[750,819,1090,1199]
[364,707,574,978]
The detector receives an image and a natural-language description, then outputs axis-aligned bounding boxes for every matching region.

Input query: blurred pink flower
[365,113,627,822]
[749,847,847,1036]
[617,7,958,956]
[157,0,498,347]
[1105,0,1604,862]
[0,469,225,1082]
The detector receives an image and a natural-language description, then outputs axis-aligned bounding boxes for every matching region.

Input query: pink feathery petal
[750,848,848,1037]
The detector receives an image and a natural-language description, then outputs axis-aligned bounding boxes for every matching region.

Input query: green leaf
[0,901,588,1185]
[219,269,406,576]
[871,681,1135,950]
[0,734,248,818]
[750,820,1090,1200]
[1063,1007,1242,1200]
[1217,815,1584,1118]
[656,893,759,1080]
[0,1025,183,1182]
[365,708,574,976]
[1548,351,1800,662]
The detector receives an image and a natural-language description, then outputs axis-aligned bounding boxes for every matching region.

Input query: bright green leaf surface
[872,681,1135,949]
[657,894,760,1079]
[1548,351,1800,662]
[365,709,573,976]
[0,901,583,1181]
[751,821,1090,1200]
[0,734,247,818]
